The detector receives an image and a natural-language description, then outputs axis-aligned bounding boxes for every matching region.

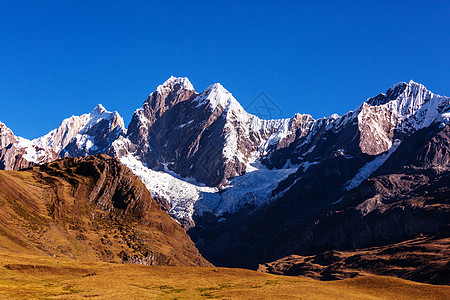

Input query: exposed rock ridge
[0,105,126,170]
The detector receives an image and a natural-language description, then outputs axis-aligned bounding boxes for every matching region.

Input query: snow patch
[155,76,194,94]
[345,139,401,190]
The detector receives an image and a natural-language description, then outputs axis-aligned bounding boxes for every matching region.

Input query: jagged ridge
[0,78,449,228]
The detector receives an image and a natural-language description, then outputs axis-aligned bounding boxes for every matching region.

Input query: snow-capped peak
[32,104,125,154]
[92,103,107,115]
[194,82,243,112]
[84,104,124,132]
[155,76,195,94]
[358,79,450,156]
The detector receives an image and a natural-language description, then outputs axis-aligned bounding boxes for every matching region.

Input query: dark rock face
[126,78,308,186]
[188,123,450,271]
[128,89,229,186]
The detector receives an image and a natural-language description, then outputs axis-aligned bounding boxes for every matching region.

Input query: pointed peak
[206,82,225,90]
[405,79,429,92]
[203,83,233,97]
[155,76,195,94]
[87,104,122,123]
[194,82,241,112]
[366,81,408,106]
[407,79,425,87]
[92,104,107,114]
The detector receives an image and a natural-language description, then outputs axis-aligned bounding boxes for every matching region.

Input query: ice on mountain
[345,139,401,191]
[155,76,195,94]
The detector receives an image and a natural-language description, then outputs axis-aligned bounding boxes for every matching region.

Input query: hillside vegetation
[0,155,210,267]
[0,250,449,299]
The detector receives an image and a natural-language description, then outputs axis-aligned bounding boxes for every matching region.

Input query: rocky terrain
[189,122,450,270]
[0,154,210,267]
[0,77,449,284]
[258,236,450,285]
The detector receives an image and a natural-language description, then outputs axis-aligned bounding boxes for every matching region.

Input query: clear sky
[1,1,449,139]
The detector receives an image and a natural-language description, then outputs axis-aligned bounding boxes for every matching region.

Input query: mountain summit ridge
[0,78,449,227]
[0,77,448,280]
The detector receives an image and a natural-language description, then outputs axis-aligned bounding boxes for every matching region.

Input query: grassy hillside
[0,155,448,299]
[0,155,210,267]
[0,250,448,299]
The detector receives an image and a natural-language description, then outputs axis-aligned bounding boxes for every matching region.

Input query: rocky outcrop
[258,236,450,285]
[0,154,211,267]
[39,154,152,218]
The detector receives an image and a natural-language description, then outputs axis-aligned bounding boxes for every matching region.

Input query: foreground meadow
[0,250,448,299]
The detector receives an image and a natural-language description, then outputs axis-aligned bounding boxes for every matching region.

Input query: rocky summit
[0,77,449,283]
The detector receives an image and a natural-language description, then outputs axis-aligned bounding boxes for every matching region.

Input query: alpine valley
[1,77,449,286]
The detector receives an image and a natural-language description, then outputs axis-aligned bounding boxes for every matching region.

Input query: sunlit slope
[0,250,448,299]
[0,155,210,267]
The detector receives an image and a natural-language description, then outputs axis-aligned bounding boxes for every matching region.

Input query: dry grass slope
[0,155,448,299]
[0,155,210,267]
[0,250,449,299]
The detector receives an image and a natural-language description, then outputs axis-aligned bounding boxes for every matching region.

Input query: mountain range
[1,77,449,283]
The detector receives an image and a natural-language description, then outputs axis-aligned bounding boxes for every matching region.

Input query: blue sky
[1,1,449,139]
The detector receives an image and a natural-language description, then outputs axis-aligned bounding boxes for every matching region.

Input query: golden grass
[0,250,448,299]
[0,158,448,299]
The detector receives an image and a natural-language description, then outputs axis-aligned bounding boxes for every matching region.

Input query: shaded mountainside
[188,123,450,277]
[258,236,450,285]
[0,154,210,267]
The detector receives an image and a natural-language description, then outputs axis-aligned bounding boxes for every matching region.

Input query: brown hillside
[258,235,450,285]
[0,154,211,267]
